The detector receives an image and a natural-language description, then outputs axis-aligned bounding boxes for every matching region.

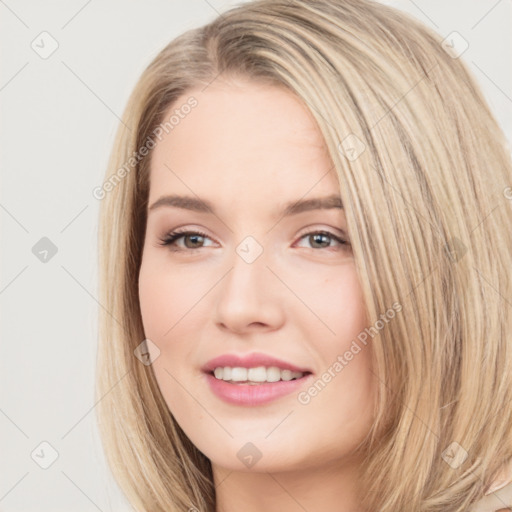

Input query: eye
[158,229,215,251]
[158,228,350,252]
[295,230,349,250]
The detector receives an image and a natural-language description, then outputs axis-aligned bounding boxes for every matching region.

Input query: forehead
[148,79,338,202]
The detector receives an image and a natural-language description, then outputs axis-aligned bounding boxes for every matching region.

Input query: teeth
[231,367,247,381]
[212,366,305,383]
[248,367,267,382]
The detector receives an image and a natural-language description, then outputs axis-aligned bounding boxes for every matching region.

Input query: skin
[138,77,377,512]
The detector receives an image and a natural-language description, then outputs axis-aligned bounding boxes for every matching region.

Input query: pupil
[311,233,328,248]
[182,233,331,249]
[185,235,203,248]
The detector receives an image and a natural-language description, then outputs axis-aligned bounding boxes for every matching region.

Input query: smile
[204,369,313,406]
[201,352,314,406]
[212,366,306,383]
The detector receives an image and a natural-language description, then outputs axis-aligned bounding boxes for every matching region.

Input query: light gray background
[1,1,511,511]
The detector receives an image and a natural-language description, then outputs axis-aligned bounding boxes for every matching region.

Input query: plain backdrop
[1,1,511,510]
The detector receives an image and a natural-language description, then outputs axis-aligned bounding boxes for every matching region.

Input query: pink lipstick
[201,352,313,406]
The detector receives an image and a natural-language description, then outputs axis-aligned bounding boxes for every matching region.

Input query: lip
[201,352,312,374]
[201,352,313,406]
[204,372,314,406]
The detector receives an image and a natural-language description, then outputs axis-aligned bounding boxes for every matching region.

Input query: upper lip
[201,352,313,374]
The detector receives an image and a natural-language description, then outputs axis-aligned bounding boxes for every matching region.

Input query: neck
[213,458,366,512]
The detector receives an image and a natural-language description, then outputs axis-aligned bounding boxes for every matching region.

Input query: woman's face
[138,78,376,473]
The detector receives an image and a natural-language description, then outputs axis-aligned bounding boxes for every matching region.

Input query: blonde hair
[96,1,512,510]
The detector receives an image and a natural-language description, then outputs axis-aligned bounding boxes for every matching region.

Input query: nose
[214,246,285,335]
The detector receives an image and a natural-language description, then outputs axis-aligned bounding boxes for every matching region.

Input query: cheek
[138,267,168,340]
[138,261,187,377]
[330,271,366,334]
[296,264,372,402]
[300,270,374,440]
[291,261,368,346]
[138,257,210,401]
[138,257,204,338]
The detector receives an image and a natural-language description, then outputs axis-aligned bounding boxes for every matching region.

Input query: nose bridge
[223,234,270,296]
[214,234,284,332]
[235,234,266,267]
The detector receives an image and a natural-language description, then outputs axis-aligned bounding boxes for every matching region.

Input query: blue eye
[159,229,213,250]
[158,229,350,252]
[295,230,349,250]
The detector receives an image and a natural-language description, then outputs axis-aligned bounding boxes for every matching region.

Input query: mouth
[203,367,314,406]
[201,353,314,405]
[207,366,312,385]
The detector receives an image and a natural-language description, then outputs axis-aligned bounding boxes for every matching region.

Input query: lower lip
[204,372,313,406]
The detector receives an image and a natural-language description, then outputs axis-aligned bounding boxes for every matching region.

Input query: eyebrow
[148,194,343,217]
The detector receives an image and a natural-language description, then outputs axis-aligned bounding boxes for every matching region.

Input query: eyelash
[158,228,349,253]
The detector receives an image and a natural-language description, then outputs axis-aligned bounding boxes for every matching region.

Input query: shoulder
[471,459,512,512]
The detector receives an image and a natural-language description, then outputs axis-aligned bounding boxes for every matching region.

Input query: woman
[95,0,512,510]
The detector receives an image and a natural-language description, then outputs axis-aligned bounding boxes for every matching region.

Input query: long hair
[95,1,512,510]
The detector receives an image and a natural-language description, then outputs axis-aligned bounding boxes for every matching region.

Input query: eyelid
[158,224,349,252]
[293,229,349,250]
[296,224,349,241]
[158,227,218,249]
